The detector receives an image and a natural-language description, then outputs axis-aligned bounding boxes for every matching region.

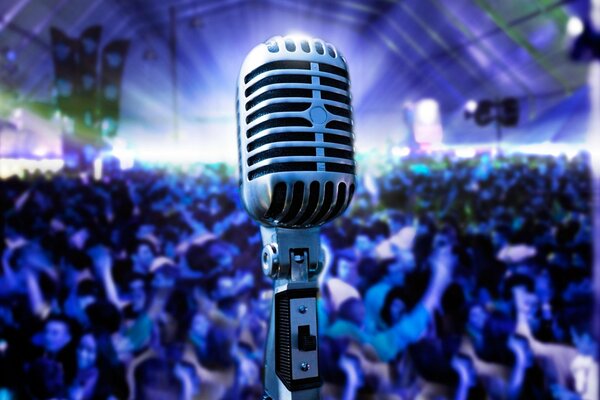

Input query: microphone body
[237,35,355,400]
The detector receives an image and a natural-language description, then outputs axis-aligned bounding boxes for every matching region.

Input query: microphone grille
[237,36,355,228]
[262,180,356,226]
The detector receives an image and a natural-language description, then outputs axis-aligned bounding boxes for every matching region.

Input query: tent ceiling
[0,0,591,147]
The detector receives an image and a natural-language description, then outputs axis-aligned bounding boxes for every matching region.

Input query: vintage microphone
[236,35,355,399]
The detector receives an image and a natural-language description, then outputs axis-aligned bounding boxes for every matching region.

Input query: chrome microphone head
[237,35,356,228]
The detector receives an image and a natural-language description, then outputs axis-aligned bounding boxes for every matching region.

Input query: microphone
[237,35,355,399]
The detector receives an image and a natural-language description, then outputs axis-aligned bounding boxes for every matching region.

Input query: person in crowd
[28,314,78,385]
[25,358,66,400]
[0,153,595,399]
[325,241,456,362]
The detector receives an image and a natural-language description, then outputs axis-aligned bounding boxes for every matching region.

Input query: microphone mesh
[238,36,355,227]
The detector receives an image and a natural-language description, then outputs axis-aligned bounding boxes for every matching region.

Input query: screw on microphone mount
[262,243,279,278]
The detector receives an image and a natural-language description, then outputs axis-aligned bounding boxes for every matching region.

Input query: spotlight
[567,16,584,37]
[465,100,478,113]
[569,15,600,60]
[474,100,494,127]
[499,97,519,127]
[463,97,520,150]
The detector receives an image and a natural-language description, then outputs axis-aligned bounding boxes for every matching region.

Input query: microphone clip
[260,226,323,282]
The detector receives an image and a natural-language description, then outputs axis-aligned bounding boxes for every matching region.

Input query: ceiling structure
[0,0,592,159]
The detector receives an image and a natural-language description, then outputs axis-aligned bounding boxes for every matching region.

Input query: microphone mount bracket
[260,226,323,400]
[261,226,323,282]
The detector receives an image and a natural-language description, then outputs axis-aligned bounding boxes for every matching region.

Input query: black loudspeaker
[50,27,79,118]
[76,26,102,140]
[99,40,130,137]
[570,21,600,61]
[499,97,519,127]
[474,100,493,127]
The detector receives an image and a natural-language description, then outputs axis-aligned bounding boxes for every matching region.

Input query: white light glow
[105,138,135,169]
[93,157,103,180]
[516,142,581,158]
[465,100,478,113]
[567,16,584,37]
[111,138,127,150]
[0,158,64,179]
[455,148,477,159]
[391,146,411,158]
[111,148,135,170]
[413,99,444,146]
[286,32,312,41]
[133,148,204,164]
[32,147,48,157]
[415,99,440,125]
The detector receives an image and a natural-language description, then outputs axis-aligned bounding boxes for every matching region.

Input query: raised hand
[452,354,477,400]
[339,355,364,400]
[431,242,455,287]
[88,245,112,277]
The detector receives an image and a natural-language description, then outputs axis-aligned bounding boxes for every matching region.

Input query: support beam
[169,6,179,141]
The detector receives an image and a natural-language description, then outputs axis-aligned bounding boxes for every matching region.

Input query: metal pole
[169,6,179,141]
[589,60,600,384]
[589,1,600,381]
[495,99,502,154]
[495,117,502,153]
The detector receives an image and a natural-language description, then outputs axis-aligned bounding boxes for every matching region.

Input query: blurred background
[0,0,595,165]
[1,0,599,399]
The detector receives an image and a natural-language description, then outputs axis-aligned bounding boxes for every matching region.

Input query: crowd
[0,152,597,400]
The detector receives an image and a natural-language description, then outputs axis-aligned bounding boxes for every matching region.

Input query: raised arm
[88,245,124,309]
[422,243,455,313]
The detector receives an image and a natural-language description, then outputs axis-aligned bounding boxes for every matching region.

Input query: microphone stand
[260,226,323,400]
